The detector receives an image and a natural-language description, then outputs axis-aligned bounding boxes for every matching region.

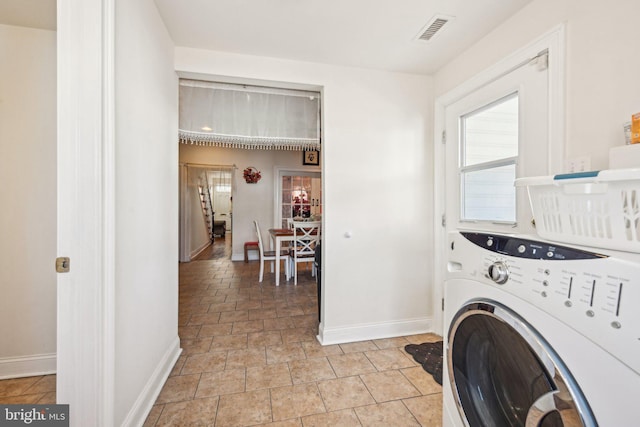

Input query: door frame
[57,0,115,424]
[432,25,566,334]
[179,163,236,262]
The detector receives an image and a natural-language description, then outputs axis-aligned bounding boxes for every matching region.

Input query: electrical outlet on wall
[564,156,592,173]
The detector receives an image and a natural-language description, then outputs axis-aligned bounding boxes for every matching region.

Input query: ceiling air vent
[416,14,455,42]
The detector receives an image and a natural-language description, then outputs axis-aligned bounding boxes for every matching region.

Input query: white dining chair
[254,220,290,283]
[289,221,321,285]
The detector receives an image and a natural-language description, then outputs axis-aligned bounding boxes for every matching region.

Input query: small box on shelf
[631,112,640,144]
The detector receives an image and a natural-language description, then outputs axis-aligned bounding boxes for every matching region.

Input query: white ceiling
[154,0,532,75]
[0,0,534,75]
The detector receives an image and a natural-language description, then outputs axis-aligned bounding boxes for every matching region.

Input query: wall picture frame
[303,150,320,166]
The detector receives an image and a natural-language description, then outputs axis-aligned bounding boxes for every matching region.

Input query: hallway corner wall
[113,0,180,424]
[0,24,57,378]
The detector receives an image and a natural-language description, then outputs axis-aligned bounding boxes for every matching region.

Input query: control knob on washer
[488,261,509,284]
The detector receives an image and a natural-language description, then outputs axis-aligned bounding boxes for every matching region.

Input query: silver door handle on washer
[526,390,582,427]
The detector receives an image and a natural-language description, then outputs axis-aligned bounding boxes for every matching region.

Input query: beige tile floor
[144,255,444,426]
[0,238,443,426]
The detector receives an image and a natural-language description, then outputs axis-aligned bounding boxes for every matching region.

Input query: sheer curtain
[179,80,321,151]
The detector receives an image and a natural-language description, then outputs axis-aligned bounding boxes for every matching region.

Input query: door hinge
[441,130,446,144]
[56,257,70,273]
[441,298,445,311]
[441,213,446,227]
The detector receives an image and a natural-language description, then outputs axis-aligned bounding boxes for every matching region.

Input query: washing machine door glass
[448,302,595,427]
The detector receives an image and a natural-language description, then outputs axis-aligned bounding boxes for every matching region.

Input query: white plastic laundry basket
[515,168,640,253]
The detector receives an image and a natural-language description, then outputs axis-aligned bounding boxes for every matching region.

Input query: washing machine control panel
[449,231,640,375]
[462,232,607,260]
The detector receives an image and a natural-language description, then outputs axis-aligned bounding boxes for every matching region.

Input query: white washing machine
[443,230,640,427]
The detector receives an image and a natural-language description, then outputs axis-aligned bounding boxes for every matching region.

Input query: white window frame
[459,92,519,224]
[273,166,321,229]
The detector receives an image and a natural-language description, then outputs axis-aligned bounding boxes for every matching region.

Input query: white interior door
[213,189,232,230]
[444,52,549,236]
[275,169,321,228]
[432,29,565,337]
[57,0,115,424]
[310,177,322,217]
[208,169,233,231]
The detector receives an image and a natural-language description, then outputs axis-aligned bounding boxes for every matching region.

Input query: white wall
[434,0,640,170]
[180,145,320,261]
[176,49,434,343]
[114,0,179,424]
[0,24,56,378]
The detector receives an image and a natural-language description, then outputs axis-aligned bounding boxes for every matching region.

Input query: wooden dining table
[268,228,295,286]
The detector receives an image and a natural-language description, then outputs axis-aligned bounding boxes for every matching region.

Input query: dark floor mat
[405,341,443,385]
[404,342,441,357]
[405,341,442,365]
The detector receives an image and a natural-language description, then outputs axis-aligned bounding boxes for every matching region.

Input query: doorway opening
[180,164,235,262]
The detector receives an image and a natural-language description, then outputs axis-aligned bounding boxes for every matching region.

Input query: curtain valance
[179,80,321,151]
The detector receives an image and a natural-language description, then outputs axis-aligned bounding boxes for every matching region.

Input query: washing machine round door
[447,301,596,427]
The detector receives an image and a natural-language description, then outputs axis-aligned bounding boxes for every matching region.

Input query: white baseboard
[317,317,433,345]
[121,336,182,427]
[0,353,56,380]
[190,241,212,260]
